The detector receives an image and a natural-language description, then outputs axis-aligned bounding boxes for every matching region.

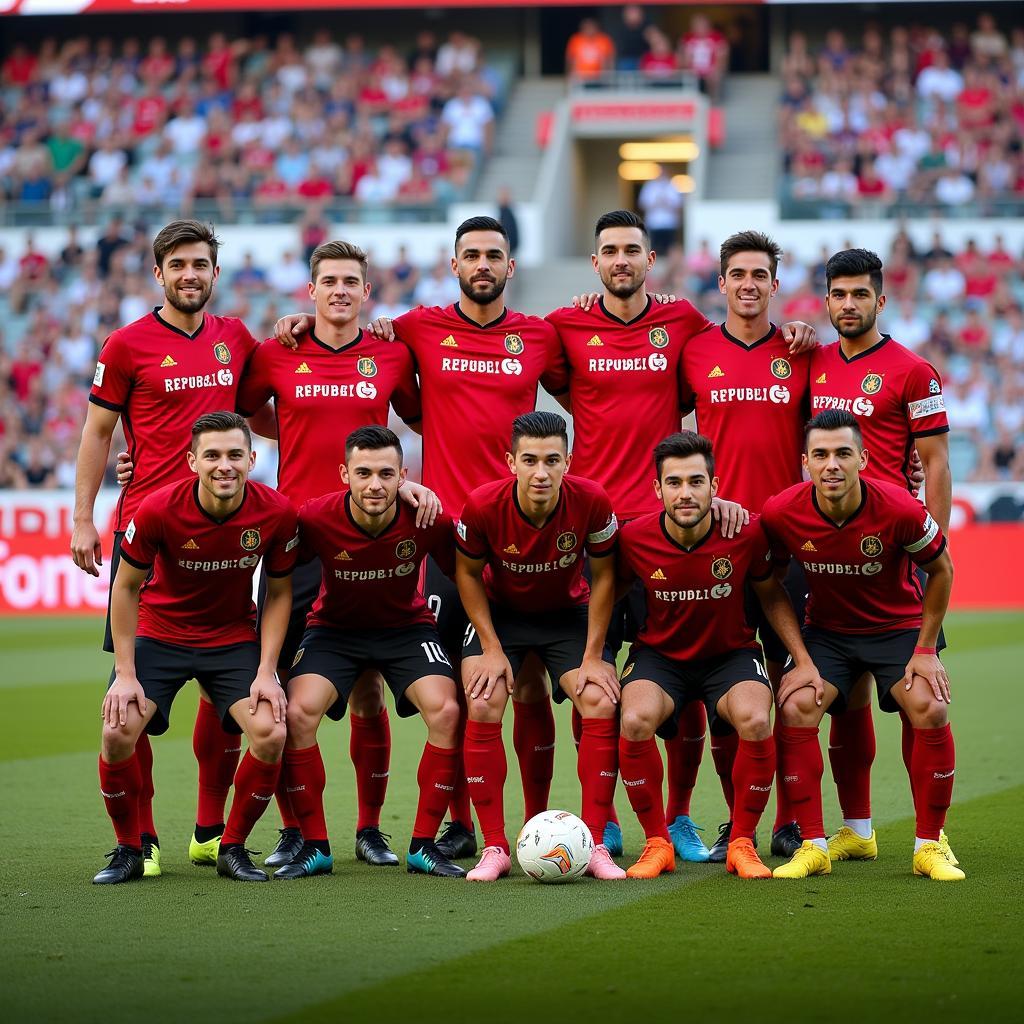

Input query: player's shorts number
[427,594,442,621]
[463,624,476,649]
[752,659,768,680]
[420,640,452,667]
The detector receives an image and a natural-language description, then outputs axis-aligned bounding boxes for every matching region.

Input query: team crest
[648,327,669,349]
[504,334,524,355]
[240,529,261,551]
[860,535,883,557]
[770,358,792,380]
[395,538,417,560]
[556,531,577,552]
[711,557,733,580]
[357,357,378,378]
[861,373,883,395]
[213,342,231,365]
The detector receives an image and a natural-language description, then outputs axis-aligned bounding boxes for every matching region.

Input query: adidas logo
[587,335,603,347]
[335,550,352,560]
[440,335,458,347]
[707,365,724,378]
[650,568,667,580]
[503,543,521,555]
[160,355,177,367]
[182,538,199,550]
[295,361,312,374]
[816,373,827,384]
[801,541,817,552]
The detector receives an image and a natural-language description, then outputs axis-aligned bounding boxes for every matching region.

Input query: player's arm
[398,480,441,527]
[103,559,148,727]
[252,572,292,723]
[577,552,620,703]
[904,548,954,704]
[710,495,749,538]
[915,432,952,535]
[246,401,279,441]
[455,549,514,699]
[72,402,120,576]
[273,312,312,349]
[779,321,818,355]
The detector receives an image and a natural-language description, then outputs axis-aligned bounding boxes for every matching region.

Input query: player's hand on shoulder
[273,313,312,349]
[249,669,288,722]
[711,496,749,538]
[781,321,818,355]
[466,649,514,700]
[71,520,103,576]
[776,658,825,709]
[366,316,395,341]
[571,292,601,311]
[399,480,442,527]
[652,292,677,304]
[904,652,951,704]
[576,656,620,704]
[906,448,925,496]
[116,450,134,488]
[103,674,146,727]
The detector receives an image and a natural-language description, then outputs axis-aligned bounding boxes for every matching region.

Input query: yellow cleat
[189,833,221,866]
[938,829,959,866]
[827,826,878,861]
[142,837,161,878]
[913,842,965,881]
[772,840,831,879]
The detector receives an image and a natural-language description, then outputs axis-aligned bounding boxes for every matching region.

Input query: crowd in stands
[0,30,499,219]
[780,13,1024,214]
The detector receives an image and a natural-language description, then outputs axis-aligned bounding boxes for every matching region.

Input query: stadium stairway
[704,73,780,200]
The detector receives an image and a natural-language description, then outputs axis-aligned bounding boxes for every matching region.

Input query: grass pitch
[1,613,1021,1024]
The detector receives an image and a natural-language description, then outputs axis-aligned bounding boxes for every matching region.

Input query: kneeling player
[616,431,821,879]
[456,412,623,882]
[763,410,961,881]
[279,426,465,879]
[94,412,297,884]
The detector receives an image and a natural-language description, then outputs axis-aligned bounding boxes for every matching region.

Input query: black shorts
[462,604,610,702]
[801,626,946,716]
[108,638,261,736]
[289,624,455,721]
[424,555,467,659]
[259,556,322,674]
[745,557,808,666]
[103,531,128,653]
[621,645,770,738]
[585,555,645,656]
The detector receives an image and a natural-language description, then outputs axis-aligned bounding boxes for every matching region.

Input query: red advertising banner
[2,0,760,12]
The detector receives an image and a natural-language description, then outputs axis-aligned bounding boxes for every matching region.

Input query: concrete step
[705,73,780,199]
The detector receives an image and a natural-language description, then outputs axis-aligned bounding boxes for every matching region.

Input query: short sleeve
[677,348,696,414]
[235,341,276,416]
[896,496,946,566]
[455,493,488,559]
[265,504,299,577]
[119,496,161,569]
[746,519,773,581]
[675,299,714,341]
[539,320,570,397]
[295,503,318,565]
[904,360,949,437]
[428,514,456,578]
[760,499,792,568]
[584,485,618,556]
[89,331,133,412]
[393,307,423,363]
[389,344,422,425]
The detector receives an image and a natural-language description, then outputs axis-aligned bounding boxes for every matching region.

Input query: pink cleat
[466,845,512,882]
[585,843,627,880]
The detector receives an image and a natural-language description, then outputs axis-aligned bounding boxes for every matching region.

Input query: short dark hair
[190,411,251,451]
[511,411,569,453]
[594,209,650,248]
[455,216,509,252]
[804,409,863,449]
[719,230,784,280]
[310,240,368,283]
[825,248,884,296]
[345,424,403,463]
[653,430,714,478]
[153,219,220,269]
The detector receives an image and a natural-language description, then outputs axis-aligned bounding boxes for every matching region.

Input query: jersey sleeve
[89,330,133,412]
[427,514,457,578]
[895,494,946,566]
[295,502,319,564]
[539,320,570,397]
[389,343,422,425]
[235,341,276,416]
[265,503,299,577]
[677,349,697,415]
[584,485,618,556]
[903,360,949,437]
[119,495,161,570]
[614,532,639,586]
[759,499,792,568]
[745,519,774,582]
[675,299,714,340]
[393,308,423,363]
[455,492,488,559]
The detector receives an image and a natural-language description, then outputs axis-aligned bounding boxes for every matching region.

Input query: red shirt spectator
[2,46,37,86]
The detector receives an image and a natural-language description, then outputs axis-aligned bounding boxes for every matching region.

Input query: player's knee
[619,707,656,742]
[731,704,771,740]
[577,689,616,719]
[349,684,385,717]
[905,697,948,730]
[466,693,503,723]
[101,722,136,762]
[430,697,462,744]
[779,688,819,726]
[250,720,286,762]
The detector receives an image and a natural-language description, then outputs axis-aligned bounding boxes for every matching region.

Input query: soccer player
[763,410,961,881]
[615,431,820,879]
[455,412,622,881]
[277,426,466,879]
[94,412,297,885]
[810,249,953,865]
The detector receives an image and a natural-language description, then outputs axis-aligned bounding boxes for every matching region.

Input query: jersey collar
[720,322,778,350]
[659,510,714,553]
[811,479,867,529]
[453,303,508,331]
[598,295,652,326]
[153,307,207,340]
[192,479,248,524]
[838,334,890,364]
[309,328,364,354]
[344,490,402,539]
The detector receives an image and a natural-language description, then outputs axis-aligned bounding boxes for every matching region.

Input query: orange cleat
[726,837,772,879]
[626,836,676,879]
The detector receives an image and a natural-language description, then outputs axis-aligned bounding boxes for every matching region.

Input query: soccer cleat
[938,829,959,867]
[585,843,627,880]
[466,845,512,882]
[708,821,732,863]
[668,814,710,862]
[626,837,676,879]
[216,845,269,882]
[435,820,478,860]
[602,820,624,857]
[355,827,400,866]
[264,827,304,868]
[726,837,772,879]
[141,834,161,878]
[770,821,803,858]
[92,846,145,885]
[273,842,333,880]
[827,826,878,861]
[913,842,965,881]
[188,832,221,866]
[407,842,467,878]
[772,841,831,879]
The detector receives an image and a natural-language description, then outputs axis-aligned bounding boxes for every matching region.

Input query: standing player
[810,249,953,865]
[615,431,820,879]
[455,412,622,881]
[94,412,297,885]
[764,410,961,881]
[277,426,466,879]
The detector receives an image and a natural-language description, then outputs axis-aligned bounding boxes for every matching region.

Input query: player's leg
[511,651,556,824]
[349,670,398,866]
[664,701,711,862]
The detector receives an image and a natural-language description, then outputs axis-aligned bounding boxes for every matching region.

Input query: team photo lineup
[74,210,963,887]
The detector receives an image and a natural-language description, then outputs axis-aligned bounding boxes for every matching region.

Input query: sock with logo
[512,697,556,821]
[574,704,619,826]
[772,715,799,831]
[282,744,328,842]
[618,736,669,841]
[463,720,508,853]
[776,725,825,841]
[99,752,142,849]
[221,751,280,846]
[731,737,776,841]
[911,724,955,841]
[665,701,706,818]
[828,703,875,820]
[193,697,240,829]
[412,742,459,841]
[710,730,739,812]
[578,717,619,843]
[350,708,390,831]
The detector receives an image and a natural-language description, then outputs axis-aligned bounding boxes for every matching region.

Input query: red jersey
[616,511,772,662]
[393,305,568,513]
[236,331,421,506]
[119,479,298,647]
[298,492,454,630]
[456,475,617,613]
[809,336,949,490]
[90,310,257,530]
[547,298,712,520]
[761,478,946,635]
[680,323,810,511]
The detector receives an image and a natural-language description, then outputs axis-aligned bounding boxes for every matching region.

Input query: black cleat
[216,844,269,882]
[771,821,803,858]
[355,827,399,866]
[264,827,304,867]
[407,841,467,878]
[708,821,732,863]
[435,820,477,860]
[273,842,334,880]
[93,845,145,885]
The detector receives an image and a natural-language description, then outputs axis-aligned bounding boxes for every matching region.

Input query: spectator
[441,80,494,154]
[496,186,520,256]
[611,5,652,73]
[637,165,683,254]
[678,14,728,99]
[565,19,615,81]
[640,29,681,82]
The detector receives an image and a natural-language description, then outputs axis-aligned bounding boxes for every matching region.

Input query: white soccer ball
[515,810,593,883]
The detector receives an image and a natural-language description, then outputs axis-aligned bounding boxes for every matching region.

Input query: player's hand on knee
[71,520,103,576]
[576,656,620,704]
[103,677,146,728]
[115,450,134,487]
[366,316,395,341]
[273,313,311,349]
[904,652,950,704]
[711,496,749,538]
[250,670,288,722]
[469,651,514,700]
[776,660,824,709]
[571,292,600,311]
[781,321,818,354]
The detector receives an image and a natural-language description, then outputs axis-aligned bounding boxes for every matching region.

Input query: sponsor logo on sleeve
[93,361,106,386]
[908,395,946,420]
[124,519,136,543]
[929,378,941,395]
[285,534,299,552]
[905,513,939,553]
[456,520,467,541]
[587,513,618,544]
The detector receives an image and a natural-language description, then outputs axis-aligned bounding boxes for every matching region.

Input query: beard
[600,268,645,300]
[459,273,507,305]
[164,279,214,314]
[831,307,878,339]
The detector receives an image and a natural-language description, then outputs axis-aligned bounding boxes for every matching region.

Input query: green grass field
[2,613,1022,1024]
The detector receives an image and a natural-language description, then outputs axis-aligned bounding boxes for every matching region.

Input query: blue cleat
[602,820,623,857]
[273,842,333,880]
[407,841,466,877]
[668,814,710,862]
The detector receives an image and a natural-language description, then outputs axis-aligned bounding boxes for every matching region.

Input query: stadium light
[671,174,696,193]
[618,161,662,181]
[618,140,700,162]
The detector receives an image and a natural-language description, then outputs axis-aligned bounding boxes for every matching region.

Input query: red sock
[222,751,280,846]
[274,774,301,831]
[772,715,797,830]
[193,698,241,828]
[899,708,916,800]
[571,706,583,745]
[512,698,556,821]
[135,731,157,837]
[283,744,328,841]
[573,705,617,827]
[828,704,875,819]
[665,701,705,819]
[710,731,739,812]
[448,688,473,827]
[464,720,508,852]
[99,753,142,848]
[350,708,390,831]
[732,737,776,840]
[413,742,459,839]
[777,725,825,840]
[618,737,669,841]
[578,717,618,843]
[911,725,955,840]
